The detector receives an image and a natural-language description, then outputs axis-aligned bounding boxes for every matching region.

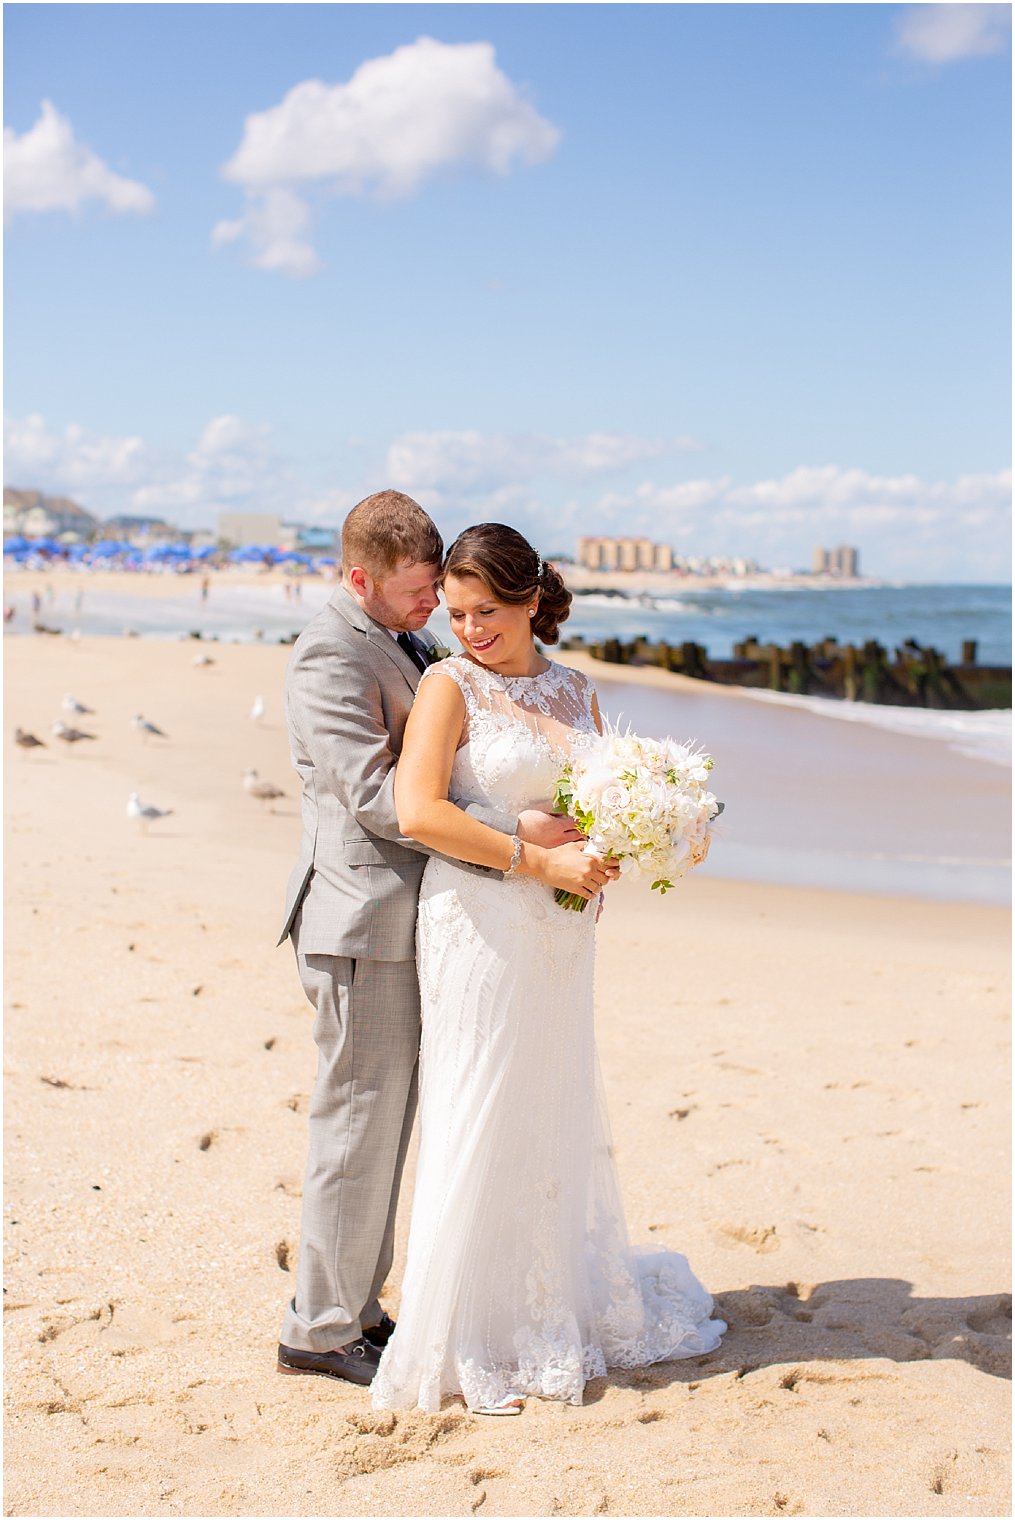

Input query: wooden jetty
[560,634,1011,711]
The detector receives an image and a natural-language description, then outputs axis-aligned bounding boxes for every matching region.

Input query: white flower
[556,724,720,901]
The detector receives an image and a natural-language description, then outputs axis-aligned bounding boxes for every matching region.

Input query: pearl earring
[528,609,535,617]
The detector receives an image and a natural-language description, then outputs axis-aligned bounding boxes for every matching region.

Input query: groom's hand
[516,807,585,849]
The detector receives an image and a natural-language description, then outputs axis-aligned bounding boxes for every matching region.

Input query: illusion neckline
[456,654,557,683]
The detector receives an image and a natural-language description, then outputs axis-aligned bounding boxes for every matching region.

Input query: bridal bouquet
[552,729,723,912]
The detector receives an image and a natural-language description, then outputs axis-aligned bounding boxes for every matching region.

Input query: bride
[371,523,726,1415]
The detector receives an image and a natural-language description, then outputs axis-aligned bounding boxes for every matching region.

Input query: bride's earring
[528,609,535,617]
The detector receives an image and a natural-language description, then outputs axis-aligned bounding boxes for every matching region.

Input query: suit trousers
[280,916,420,1351]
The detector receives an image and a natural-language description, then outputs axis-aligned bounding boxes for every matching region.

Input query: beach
[3,628,1011,1517]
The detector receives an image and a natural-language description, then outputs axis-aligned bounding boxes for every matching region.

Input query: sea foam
[738,686,1012,767]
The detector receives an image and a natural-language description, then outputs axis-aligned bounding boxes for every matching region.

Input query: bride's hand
[516,807,586,849]
[527,841,620,900]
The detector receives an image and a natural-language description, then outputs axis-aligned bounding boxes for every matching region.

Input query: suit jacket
[279,584,516,959]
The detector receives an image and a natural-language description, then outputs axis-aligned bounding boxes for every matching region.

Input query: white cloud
[132,415,286,514]
[214,37,559,275]
[4,411,291,526]
[8,412,1008,576]
[3,100,156,221]
[590,465,1012,577]
[212,187,321,279]
[385,430,700,498]
[4,412,151,491]
[297,487,361,525]
[895,4,1011,63]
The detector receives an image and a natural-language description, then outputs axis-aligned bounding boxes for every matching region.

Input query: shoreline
[561,565,887,594]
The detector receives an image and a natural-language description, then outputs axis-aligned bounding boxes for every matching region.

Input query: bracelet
[504,835,523,877]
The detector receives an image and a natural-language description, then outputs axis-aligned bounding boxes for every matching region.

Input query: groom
[277,490,580,1384]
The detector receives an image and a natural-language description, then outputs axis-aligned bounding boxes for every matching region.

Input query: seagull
[127,791,174,833]
[52,720,97,749]
[192,653,215,667]
[62,693,95,716]
[244,769,286,810]
[248,694,265,722]
[133,714,168,742]
[14,727,46,751]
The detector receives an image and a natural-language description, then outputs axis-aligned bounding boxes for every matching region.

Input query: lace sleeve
[417,657,476,745]
[566,664,600,733]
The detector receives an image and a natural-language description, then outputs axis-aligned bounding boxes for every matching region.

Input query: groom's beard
[362,588,436,634]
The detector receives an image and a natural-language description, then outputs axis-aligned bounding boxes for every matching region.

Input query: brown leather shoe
[362,1312,396,1349]
[277,1338,380,1386]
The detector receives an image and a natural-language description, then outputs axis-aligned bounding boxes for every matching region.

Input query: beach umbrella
[4,535,31,554]
[145,542,192,561]
[193,544,219,560]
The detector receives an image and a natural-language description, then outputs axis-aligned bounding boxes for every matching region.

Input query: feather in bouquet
[552,729,723,912]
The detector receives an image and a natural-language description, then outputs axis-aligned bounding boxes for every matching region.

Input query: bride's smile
[443,571,547,678]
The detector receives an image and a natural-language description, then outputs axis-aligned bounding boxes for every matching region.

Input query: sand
[3,633,1011,1518]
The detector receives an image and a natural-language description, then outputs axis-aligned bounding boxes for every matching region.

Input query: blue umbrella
[145,542,192,561]
[89,539,132,557]
[4,536,31,554]
[230,545,271,562]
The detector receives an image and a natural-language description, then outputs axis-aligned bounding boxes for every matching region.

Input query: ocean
[6,573,1010,666]
[564,581,1012,667]
[5,571,1009,906]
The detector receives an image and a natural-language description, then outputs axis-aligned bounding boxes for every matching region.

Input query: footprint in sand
[713,1222,781,1253]
[331,1409,467,1480]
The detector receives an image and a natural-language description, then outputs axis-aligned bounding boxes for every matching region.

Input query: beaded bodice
[418,655,600,814]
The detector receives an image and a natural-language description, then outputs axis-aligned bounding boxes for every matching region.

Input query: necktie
[397,631,429,674]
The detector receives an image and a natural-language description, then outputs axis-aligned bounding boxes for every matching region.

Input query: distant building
[575,534,762,578]
[278,522,339,552]
[576,535,676,572]
[101,514,178,546]
[4,487,98,541]
[836,544,859,577]
[218,511,281,547]
[813,543,860,578]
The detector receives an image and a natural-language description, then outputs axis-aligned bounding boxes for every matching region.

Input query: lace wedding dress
[371,655,726,1413]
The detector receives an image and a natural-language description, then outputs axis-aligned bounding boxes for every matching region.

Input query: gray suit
[279,585,514,1351]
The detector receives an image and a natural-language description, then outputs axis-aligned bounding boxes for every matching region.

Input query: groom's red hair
[341,491,444,582]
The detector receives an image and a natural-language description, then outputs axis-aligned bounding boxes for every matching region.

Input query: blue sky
[4,2,1011,579]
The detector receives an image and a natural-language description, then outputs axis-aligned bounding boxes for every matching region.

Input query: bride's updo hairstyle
[442,524,572,645]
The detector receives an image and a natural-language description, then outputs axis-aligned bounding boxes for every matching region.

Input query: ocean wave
[738,686,1012,767]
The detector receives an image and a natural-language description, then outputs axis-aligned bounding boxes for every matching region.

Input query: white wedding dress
[371,655,726,1413]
